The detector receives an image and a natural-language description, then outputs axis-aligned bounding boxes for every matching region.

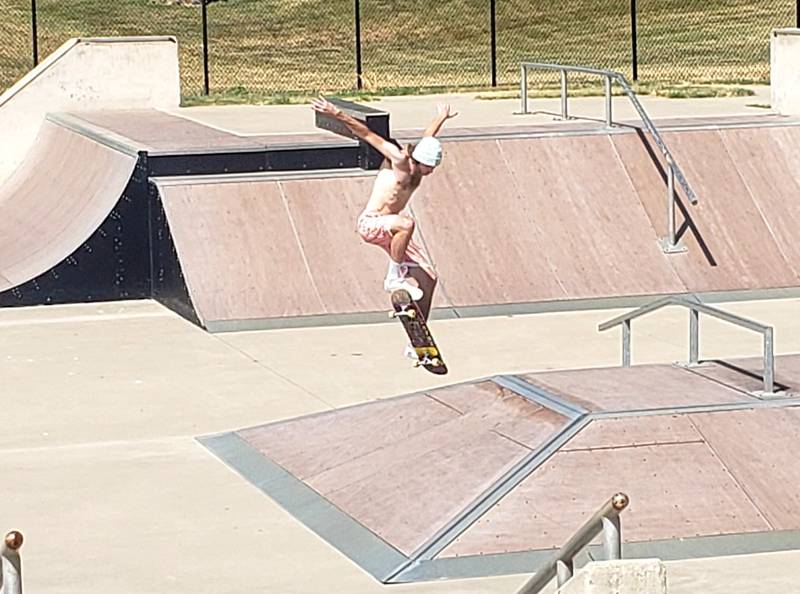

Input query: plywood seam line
[718,130,800,282]
[686,415,777,531]
[561,439,706,454]
[489,428,537,452]
[424,392,468,415]
[495,138,569,298]
[276,180,326,313]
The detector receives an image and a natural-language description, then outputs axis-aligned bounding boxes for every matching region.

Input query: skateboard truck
[389,308,417,320]
[413,354,442,368]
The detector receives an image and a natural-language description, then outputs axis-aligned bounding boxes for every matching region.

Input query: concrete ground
[3,296,800,594]
[3,89,800,593]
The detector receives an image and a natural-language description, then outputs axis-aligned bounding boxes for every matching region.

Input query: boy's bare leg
[407,266,437,320]
[388,215,415,264]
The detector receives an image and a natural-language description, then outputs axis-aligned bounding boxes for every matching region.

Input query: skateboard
[390,289,448,375]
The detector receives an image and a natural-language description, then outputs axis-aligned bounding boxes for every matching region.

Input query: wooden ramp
[200,354,800,583]
[0,119,137,292]
[154,121,800,330]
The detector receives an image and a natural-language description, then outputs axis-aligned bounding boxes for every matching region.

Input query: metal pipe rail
[1,531,23,594]
[599,296,776,395]
[520,62,697,253]
[516,493,629,594]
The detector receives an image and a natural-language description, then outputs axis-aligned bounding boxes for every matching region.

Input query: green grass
[0,0,794,103]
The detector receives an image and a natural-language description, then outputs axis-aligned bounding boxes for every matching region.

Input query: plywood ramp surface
[612,129,799,291]
[158,175,448,324]
[158,181,325,321]
[409,140,568,306]
[719,126,800,278]
[497,135,684,298]
[239,381,568,555]
[519,364,751,412]
[442,439,770,556]
[71,109,349,151]
[691,407,800,529]
[0,120,136,292]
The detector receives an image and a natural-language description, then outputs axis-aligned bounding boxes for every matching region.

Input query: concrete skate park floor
[4,296,800,594]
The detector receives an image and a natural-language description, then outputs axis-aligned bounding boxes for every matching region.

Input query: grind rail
[520,63,697,254]
[599,296,776,395]
[516,492,629,594]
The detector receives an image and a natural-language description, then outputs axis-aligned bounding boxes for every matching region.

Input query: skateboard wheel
[389,311,396,319]
[407,309,417,319]
[431,358,441,366]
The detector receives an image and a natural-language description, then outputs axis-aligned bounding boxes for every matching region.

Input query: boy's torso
[363,160,422,215]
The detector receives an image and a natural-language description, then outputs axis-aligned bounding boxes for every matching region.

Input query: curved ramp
[0,120,137,292]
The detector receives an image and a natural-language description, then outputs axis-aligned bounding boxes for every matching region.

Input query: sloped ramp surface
[0,119,137,292]
[156,123,800,329]
[200,354,800,583]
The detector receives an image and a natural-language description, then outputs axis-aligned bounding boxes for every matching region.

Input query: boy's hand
[311,96,342,118]
[437,103,459,120]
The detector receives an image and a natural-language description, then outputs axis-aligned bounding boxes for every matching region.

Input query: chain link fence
[1,0,797,98]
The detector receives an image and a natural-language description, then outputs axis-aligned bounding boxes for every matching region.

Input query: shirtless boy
[311,97,457,306]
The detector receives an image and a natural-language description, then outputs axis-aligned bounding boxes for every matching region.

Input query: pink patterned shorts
[356,211,435,277]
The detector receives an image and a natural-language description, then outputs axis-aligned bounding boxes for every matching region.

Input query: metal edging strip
[196,432,408,582]
[387,414,592,582]
[395,528,800,582]
[493,374,589,418]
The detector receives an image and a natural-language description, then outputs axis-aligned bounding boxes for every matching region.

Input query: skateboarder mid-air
[311,97,457,303]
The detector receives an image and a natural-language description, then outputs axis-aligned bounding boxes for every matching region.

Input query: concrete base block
[771,28,800,115]
[558,559,667,594]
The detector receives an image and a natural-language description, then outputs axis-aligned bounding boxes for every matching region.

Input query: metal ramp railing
[516,493,629,594]
[520,63,697,254]
[1,531,23,594]
[599,296,777,396]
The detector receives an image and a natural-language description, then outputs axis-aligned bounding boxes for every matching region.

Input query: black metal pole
[796,0,799,28]
[630,0,638,81]
[31,0,38,66]
[354,0,363,90]
[490,0,497,86]
[201,0,210,95]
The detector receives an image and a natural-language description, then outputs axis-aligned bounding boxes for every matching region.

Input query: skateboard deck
[390,289,448,375]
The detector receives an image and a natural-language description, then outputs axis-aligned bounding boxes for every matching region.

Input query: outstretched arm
[422,103,459,137]
[311,96,404,163]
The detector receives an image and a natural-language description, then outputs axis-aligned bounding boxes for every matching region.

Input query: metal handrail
[599,296,776,395]
[520,62,697,253]
[1,532,23,594]
[517,493,630,594]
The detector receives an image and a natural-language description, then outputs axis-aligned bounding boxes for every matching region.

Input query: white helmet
[412,136,443,167]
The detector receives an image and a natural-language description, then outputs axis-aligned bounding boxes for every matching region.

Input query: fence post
[201,0,210,95]
[630,0,638,81]
[30,0,38,66]
[490,0,497,86]
[354,0,363,89]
